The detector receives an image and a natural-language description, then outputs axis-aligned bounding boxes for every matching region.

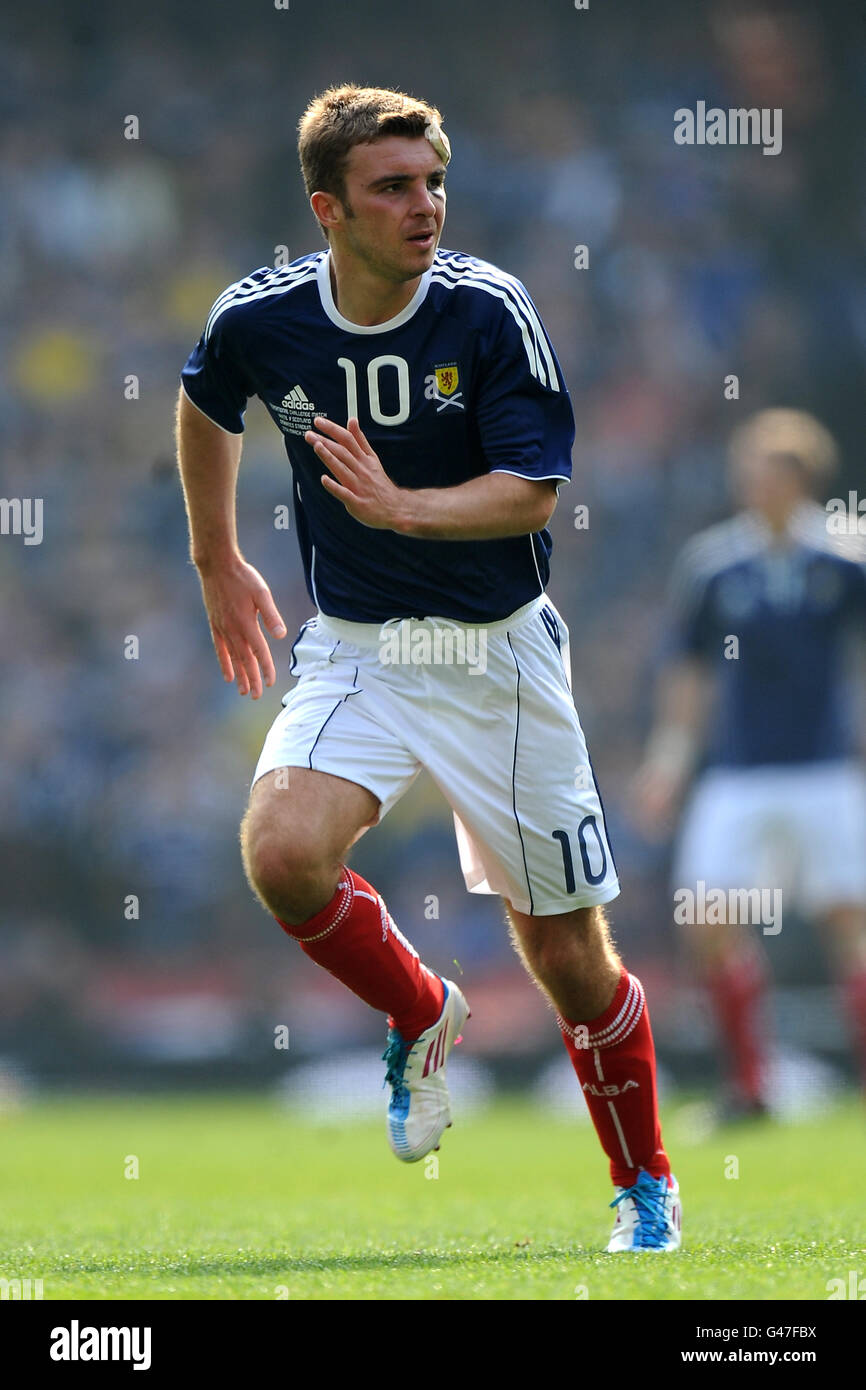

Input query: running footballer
[177,84,681,1251]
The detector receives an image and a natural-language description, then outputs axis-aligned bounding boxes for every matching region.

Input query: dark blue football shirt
[667,507,866,767]
[181,248,574,622]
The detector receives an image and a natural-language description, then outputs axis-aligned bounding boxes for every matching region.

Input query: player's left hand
[306,417,407,530]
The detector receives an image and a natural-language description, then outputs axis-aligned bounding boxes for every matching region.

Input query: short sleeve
[664,543,717,661]
[846,558,866,622]
[180,299,253,435]
[475,284,574,483]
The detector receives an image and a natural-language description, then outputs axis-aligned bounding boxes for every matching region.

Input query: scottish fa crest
[427,361,464,412]
[434,364,459,396]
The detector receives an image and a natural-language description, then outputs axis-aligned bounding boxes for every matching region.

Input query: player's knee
[241,821,336,921]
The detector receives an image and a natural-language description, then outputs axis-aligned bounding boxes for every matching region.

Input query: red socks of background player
[276,867,444,1041]
[841,966,866,1090]
[559,969,671,1188]
[705,950,769,1106]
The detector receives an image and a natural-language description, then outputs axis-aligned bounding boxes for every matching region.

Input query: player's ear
[310,190,341,235]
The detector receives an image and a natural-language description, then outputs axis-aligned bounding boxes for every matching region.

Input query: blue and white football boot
[382,977,470,1163]
[606,1171,682,1251]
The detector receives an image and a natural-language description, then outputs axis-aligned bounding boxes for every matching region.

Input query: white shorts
[674,761,866,913]
[252,595,620,916]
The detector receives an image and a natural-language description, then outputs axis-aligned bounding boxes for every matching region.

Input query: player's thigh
[674,771,792,966]
[673,771,763,896]
[421,605,620,915]
[792,762,866,914]
[242,766,380,871]
[243,620,421,873]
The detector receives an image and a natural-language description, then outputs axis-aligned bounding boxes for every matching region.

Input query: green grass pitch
[1,1094,862,1300]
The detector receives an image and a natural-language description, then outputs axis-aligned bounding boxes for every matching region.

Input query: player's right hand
[196,555,287,698]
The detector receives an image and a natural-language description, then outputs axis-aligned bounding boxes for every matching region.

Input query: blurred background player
[633,410,866,1119]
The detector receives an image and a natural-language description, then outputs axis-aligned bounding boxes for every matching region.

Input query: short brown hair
[298,84,446,239]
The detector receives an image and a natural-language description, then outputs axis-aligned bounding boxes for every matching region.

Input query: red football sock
[276,868,444,1040]
[840,966,866,1089]
[705,949,769,1106]
[560,968,671,1189]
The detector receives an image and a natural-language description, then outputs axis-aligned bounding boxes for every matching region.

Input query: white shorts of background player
[673,760,866,915]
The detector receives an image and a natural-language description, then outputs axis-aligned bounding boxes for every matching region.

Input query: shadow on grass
[58,1246,593,1278]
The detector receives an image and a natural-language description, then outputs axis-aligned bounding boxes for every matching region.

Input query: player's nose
[410,180,438,218]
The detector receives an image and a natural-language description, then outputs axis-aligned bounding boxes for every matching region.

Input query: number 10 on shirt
[338,355,411,426]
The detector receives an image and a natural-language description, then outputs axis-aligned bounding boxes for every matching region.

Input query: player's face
[732,450,807,520]
[336,136,446,281]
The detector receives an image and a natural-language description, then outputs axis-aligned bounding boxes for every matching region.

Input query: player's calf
[506,903,622,1021]
[240,767,446,1066]
[508,902,678,1247]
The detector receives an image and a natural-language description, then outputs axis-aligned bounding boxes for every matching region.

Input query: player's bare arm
[176,388,287,698]
[631,656,711,835]
[307,414,557,538]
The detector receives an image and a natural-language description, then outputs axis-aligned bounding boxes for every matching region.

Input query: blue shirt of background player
[666,510,866,768]
[180,247,574,624]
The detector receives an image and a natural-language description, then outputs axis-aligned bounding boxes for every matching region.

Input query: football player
[178,84,680,1250]
[634,409,866,1119]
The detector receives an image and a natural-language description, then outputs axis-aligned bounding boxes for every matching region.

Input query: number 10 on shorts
[553,818,608,891]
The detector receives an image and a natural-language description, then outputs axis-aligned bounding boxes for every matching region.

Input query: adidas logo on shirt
[273,385,323,436]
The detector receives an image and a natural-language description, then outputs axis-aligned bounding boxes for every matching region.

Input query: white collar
[316,250,433,334]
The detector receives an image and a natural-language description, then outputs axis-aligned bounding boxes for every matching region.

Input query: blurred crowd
[2,0,864,1077]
